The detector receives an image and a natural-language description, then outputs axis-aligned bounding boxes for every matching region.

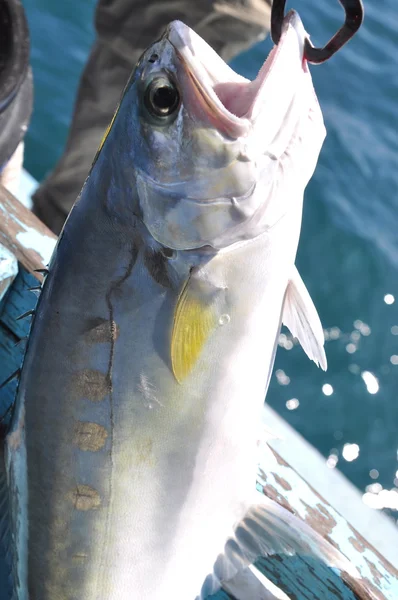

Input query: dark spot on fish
[160,246,175,259]
[74,369,110,401]
[84,318,119,344]
[148,53,159,63]
[144,250,172,288]
[73,421,108,451]
[69,485,101,511]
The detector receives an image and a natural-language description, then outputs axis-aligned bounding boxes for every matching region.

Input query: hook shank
[270,0,364,64]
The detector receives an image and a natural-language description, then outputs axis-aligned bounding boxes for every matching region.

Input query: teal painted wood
[255,555,362,599]
[0,267,39,600]
[0,265,398,599]
[0,268,37,432]
[0,267,37,339]
[0,326,20,434]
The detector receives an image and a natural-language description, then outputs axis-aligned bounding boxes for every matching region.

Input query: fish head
[105,12,326,250]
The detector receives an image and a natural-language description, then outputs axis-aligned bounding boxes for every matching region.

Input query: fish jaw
[166,12,315,143]
[134,14,325,251]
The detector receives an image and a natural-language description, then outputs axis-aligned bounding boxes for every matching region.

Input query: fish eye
[144,76,180,119]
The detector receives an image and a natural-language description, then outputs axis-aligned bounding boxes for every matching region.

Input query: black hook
[270,0,364,64]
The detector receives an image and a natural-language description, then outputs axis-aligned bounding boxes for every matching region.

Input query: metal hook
[270,0,364,64]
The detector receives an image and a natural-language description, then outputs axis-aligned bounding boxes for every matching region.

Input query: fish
[3,10,356,600]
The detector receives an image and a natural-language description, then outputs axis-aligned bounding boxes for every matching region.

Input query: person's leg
[32,0,272,233]
[0,0,33,194]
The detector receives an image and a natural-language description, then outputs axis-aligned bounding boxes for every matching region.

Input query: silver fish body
[7,12,329,600]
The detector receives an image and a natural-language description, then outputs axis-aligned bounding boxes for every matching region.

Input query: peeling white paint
[0,243,18,301]
[17,169,37,209]
[16,227,56,265]
[1,192,56,265]
[262,405,398,570]
[256,445,397,595]
[0,256,17,278]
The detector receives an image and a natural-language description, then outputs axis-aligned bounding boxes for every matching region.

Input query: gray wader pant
[32,0,272,234]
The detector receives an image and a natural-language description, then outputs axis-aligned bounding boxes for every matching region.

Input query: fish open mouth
[167,12,308,139]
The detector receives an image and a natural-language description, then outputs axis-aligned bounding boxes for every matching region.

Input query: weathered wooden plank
[257,446,398,599]
[262,406,398,570]
[0,183,56,282]
[0,245,18,303]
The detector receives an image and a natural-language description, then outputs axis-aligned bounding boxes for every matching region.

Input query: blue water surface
[22,0,398,513]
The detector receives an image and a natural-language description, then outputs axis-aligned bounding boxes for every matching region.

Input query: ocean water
[22,0,398,515]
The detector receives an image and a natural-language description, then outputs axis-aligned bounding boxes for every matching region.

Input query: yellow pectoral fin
[171,276,221,383]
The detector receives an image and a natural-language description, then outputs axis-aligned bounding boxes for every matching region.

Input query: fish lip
[167,12,307,139]
[167,20,250,139]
